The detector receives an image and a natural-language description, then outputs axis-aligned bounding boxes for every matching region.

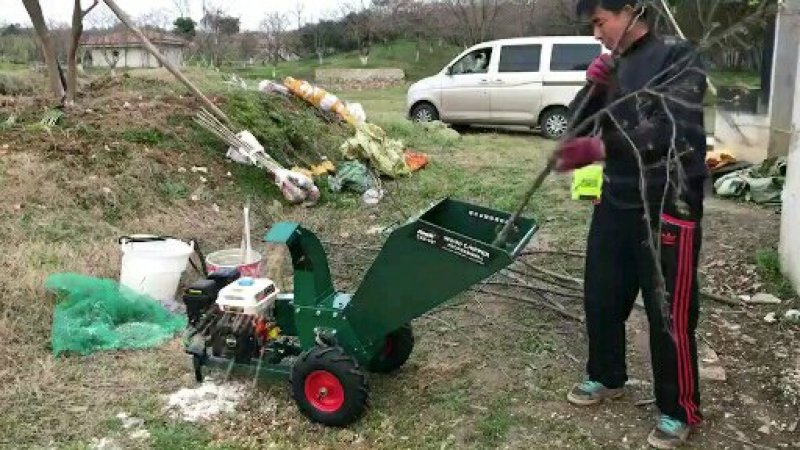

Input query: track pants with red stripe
[583,197,703,425]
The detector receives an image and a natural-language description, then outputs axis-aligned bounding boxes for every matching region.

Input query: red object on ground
[404,150,429,171]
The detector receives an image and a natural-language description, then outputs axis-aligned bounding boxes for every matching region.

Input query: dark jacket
[569,33,709,209]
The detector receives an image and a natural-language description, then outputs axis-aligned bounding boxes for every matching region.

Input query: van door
[490,43,544,125]
[440,46,495,123]
[540,43,603,113]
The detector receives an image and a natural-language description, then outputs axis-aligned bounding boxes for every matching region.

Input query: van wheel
[411,103,439,123]
[540,108,570,140]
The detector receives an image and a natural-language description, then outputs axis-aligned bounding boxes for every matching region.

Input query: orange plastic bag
[404,150,429,172]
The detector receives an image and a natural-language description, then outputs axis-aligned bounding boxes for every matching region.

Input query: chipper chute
[181,198,537,427]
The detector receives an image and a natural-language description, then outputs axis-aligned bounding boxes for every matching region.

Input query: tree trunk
[66,0,98,106]
[22,0,65,102]
[67,0,82,106]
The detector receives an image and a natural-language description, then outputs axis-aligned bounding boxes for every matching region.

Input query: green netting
[45,273,187,357]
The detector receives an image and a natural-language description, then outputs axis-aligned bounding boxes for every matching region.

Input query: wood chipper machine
[182,198,537,426]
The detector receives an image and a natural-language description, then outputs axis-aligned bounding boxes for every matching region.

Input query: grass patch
[120,127,187,151]
[157,179,189,201]
[0,71,37,95]
[477,400,516,447]
[121,127,166,146]
[709,69,760,88]
[148,422,214,449]
[755,248,796,299]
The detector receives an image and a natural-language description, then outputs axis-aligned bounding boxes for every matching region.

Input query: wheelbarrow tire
[291,346,369,427]
[367,324,414,374]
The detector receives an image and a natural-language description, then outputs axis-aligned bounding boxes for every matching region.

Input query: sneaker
[566,380,624,406]
[647,415,691,449]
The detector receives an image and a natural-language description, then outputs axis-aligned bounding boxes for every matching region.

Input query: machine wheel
[410,102,439,123]
[539,107,570,140]
[367,324,414,373]
[291,346,369,427]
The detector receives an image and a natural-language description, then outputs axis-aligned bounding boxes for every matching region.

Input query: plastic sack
[226,130,266,166]
[328,160,375,194]
[257,79,289,95]
[283,77,358,126]
[340,123,410,178]
[346,103,367,125]
[45,273,187,357]
[274,168,321,206]
[404,150,429,172]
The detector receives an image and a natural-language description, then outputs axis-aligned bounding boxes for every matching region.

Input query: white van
[406,36,607,139]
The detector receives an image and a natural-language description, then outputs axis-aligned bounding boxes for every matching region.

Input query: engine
[182,270,281,365]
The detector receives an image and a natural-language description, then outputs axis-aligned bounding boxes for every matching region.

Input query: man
[553,1,708,448]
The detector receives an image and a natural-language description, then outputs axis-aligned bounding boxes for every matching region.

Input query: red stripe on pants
[682,227,700,423]
[673,225,700,425]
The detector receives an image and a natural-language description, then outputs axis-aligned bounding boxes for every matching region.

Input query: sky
[0,0,353,31]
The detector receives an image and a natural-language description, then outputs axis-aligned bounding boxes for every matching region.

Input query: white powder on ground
[164,380,247,422]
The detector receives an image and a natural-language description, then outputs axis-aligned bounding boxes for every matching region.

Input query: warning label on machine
[415,228,489,265]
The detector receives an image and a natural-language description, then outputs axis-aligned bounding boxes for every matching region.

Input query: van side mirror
[446,66,453,76]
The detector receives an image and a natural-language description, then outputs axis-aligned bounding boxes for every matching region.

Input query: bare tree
[22,0,65,102]
[197,4,240,66]
[293,0,306,29]
[136,8,174,31]
[66,0,100,106]
[311,10,336,65]
[261,12,289,73]
[439,0,502,46]
[88,4,122,30]
[340,0,374,65]
[172,0,191,18]
[87,5,123,76]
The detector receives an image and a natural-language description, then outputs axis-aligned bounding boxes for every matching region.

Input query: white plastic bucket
[119,236,194,303]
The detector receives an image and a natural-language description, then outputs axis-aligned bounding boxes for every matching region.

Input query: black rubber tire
[410,102,439,122]
[539,107,570,140]
[290,346,369,427]
[367,324,414,374]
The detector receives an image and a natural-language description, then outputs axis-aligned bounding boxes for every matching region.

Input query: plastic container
[119,236,194,303]
[206,248,263,277]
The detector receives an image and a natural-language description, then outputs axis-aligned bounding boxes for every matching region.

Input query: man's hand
[587,53,614,87]
[555,137,606,172]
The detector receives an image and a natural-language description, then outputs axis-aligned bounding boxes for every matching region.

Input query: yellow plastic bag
[283,77,358,126]
[571,164,604,201]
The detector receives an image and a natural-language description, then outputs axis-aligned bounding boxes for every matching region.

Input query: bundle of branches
[475,254,586,323]
[194,108,321,206]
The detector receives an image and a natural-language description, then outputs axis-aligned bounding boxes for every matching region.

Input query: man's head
[576,0,649,52]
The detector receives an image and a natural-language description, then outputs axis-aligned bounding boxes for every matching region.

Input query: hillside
[231,40,464,84]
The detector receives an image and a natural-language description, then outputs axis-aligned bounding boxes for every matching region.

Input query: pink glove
[555,137,606,172]
[586,54,614,86]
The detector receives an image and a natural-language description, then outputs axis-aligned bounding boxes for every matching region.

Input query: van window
[451,48,493,75]
[498,45,542,73]
[550,44,602,71]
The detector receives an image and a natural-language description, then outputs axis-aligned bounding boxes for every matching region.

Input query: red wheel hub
[304,370,345,412]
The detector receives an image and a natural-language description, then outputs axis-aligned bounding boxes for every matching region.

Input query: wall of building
[85,45,183,69]
[777,0,800,295]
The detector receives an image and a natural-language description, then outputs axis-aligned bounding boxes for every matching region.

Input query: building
[80,31,187,69]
